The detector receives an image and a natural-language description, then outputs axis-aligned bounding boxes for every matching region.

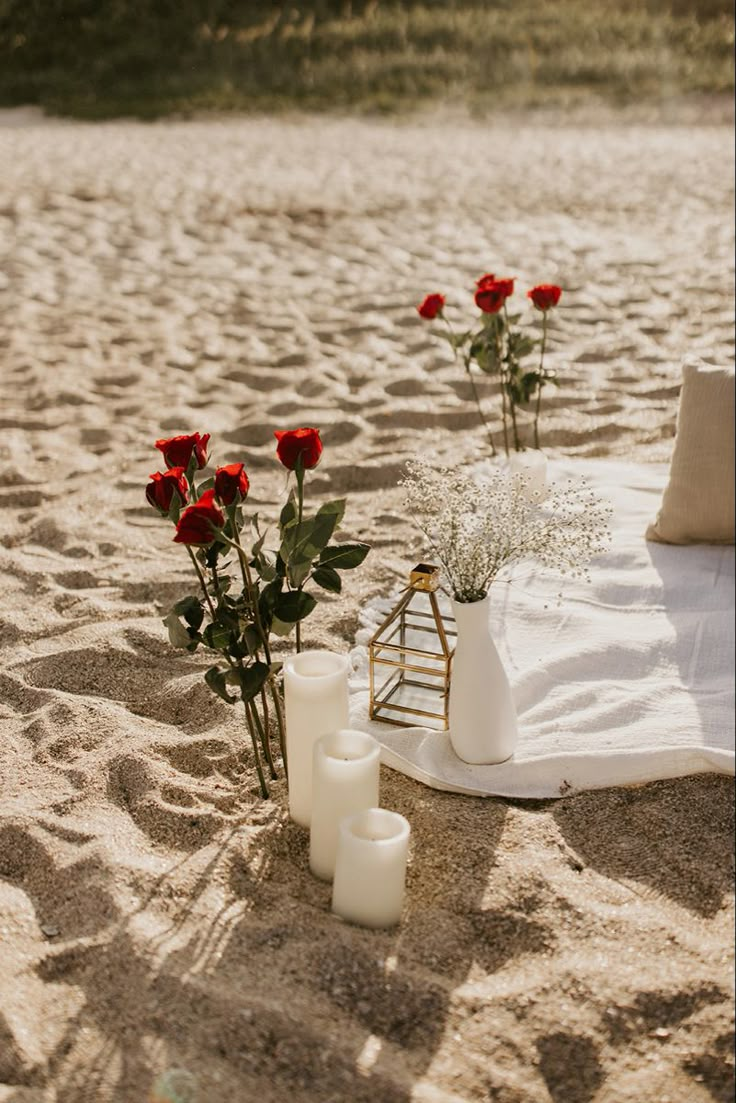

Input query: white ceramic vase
[448,594,518,764]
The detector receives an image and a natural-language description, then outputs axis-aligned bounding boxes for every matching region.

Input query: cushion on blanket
[647,358,735,545]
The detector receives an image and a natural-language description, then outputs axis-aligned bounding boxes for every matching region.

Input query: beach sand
[0,108,733,1102]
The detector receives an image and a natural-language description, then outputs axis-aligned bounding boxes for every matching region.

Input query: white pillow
[646,358,735,545]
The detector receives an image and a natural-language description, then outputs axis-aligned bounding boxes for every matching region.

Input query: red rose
[475,273,496,288]
[155,432,210,470]
[173,489,224,545]
[527,284,562,311]
[474,276,514,314]
[274,427,323,471]
[215,462,250,505]
[145,467,188,513]
[417,293,446,320]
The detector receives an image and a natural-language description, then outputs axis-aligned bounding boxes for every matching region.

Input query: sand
[0,107,733,1103]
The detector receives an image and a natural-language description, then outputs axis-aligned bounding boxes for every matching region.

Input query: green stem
[510,399,521,453]
[498,350,510,459]
[227,505,253,608]
[444,313,497,457]
[295,466,305,654]
[217,531,273,666]
[465,356,497,458]
[534,312,548,451]
[269,674,288,778]
[259,687,279,779]
[243,699,269,798]
[501,304,515,456]
[249,695,277,780]
[210,528,287,780]
[186,546,218,623]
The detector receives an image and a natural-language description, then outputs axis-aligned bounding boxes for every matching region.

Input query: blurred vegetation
[0,0,733,119]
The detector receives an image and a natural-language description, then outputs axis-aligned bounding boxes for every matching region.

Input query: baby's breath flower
[401,458,611,603]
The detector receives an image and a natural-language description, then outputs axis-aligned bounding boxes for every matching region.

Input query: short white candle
[331,808,410,929]
[310,730,381,882]
[509,449,547,503]
[283,649,350,827]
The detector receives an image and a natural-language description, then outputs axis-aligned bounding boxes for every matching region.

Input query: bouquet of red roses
[417,277,562,456]
[146,427,369,798]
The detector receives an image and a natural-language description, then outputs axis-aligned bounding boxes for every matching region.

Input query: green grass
[0,1,733,119]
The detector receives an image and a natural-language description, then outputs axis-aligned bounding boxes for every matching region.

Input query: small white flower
[401,458,611,603]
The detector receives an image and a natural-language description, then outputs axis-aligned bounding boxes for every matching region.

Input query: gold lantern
[369,563,456,730]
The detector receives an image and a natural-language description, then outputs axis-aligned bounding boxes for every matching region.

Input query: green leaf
[318,542,370,570]
[250,513,268,559]
[212,574,232,599]
[241,624,264,656]
[274,590,317,623]
[204,544,222,570]
[215,604,240,631]
[205,666,237,704]
[197,476,215,494]
[167,494,182,525]
[255,548,278,583]
[312,566,342,593]
[185,451,199,486]
[288,557,312,589]
[172,596,204,630]
[202,622,233,651]
[522,371,541,393]
[259,578,283,614]
[515,337,537,357]
[444,328,471,349]
[234,661,270,703]
[281,509,338,569]
[280,492,297,529]
[270,616,295,638]
[163,610,195,649]
[316,498,346,528]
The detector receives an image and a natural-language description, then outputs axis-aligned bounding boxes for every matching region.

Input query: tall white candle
[310,730,380,882]
[331,808,410,929]
[283,649,350,827]
[509,449,547,503]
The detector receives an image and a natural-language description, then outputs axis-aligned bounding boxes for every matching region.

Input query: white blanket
[348,460,735,799]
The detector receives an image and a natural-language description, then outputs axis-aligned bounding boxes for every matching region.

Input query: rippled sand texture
[0,111,734,1103]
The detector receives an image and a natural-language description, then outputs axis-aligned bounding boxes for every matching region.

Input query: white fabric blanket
[348,460,735,799]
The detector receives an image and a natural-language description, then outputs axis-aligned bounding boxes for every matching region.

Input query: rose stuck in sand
[145,427,369,797]
[417,275,563,454]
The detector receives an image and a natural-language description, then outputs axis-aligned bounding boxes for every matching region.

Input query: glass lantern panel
[372,590,455,658]
[371,659,449,730]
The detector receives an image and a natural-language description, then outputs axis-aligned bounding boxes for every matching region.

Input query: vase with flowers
[401,458,610,764]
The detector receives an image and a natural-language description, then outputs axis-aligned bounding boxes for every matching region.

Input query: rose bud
[155,432,210,470]
[145,467,188,514]
[474,276,514,314]
[274,427,323,471]
[416,293,446,320]
[527,284,562,311]
[215,462,250,505]
[173,489,225,545]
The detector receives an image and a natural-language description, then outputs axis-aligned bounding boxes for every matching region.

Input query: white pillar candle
[283,649,350,827]
[310,730,381,882]
[331,808,410,929]
[509,449,547,503]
